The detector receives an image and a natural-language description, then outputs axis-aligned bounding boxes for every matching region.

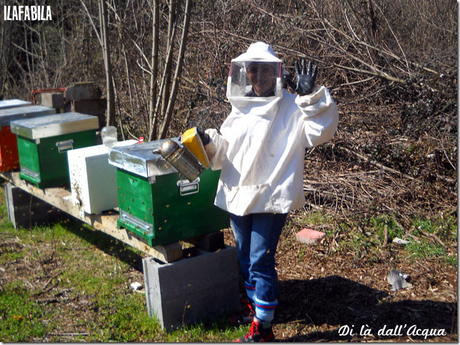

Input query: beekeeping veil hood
[217,42,286,192]
[226,42,284,116]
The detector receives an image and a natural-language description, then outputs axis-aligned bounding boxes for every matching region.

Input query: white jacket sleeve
[204,128,228,170]
[295,86,339,148]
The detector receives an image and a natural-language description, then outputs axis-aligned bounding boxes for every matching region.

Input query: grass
[0,184,245,342]
[0,281,48,341]
[0,223,155,341]
[404,215,457,267]
[0,221,246,341]
[293,209,457,268]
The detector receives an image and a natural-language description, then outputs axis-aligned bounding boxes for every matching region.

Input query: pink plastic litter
[296,228,326,244]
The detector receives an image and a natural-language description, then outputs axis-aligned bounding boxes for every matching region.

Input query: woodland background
[0,0,457,342]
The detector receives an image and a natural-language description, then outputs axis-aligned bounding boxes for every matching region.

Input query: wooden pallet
[0,171,183,263]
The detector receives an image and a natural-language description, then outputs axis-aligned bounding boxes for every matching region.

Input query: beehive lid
[108,138,178,178]
[10,112,99,139]
[0,99,32,110]
[69,139,138,159]
[0,105,55,127]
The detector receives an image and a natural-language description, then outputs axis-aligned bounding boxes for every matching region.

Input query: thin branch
[131,39,152,71]
[78,0,102,46]
[332,63,406,84]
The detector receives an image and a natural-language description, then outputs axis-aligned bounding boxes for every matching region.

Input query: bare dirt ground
[223,224,457,342]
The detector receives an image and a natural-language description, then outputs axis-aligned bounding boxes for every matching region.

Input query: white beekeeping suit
[205,42,339,216]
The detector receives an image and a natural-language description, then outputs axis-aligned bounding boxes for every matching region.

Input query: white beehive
[0,99,32,110]
[67,140,138,215]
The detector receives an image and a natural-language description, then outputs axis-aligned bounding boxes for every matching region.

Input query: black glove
[196,127,211,146]
[284,59,317,96]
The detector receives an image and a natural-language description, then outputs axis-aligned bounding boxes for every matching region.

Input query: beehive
[108,139,229,247]
[0,99,32,110]
[0,105,55,172]
[67,140,137,215]
[11,112,98,188]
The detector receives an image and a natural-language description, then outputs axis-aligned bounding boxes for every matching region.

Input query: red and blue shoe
[233,320,274,342]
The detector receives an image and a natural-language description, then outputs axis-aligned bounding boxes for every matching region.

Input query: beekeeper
[198,42,339,342]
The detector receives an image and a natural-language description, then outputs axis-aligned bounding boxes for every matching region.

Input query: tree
[147,0,192,140]
[99,0,116,127]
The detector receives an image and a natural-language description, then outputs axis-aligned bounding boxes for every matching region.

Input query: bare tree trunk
[99,0,115,127]
[0,13,8,98]
[150,24,176,140]
[148,0,159,142]
[160,0,176,128]
[23,24,33,91]
[159,0,191,139]
[367,0,377,40]
[149,2,177,141]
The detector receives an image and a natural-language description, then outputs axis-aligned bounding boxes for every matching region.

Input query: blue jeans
[230,212,287,305]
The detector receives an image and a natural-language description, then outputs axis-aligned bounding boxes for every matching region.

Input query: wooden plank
[0,171,183,263]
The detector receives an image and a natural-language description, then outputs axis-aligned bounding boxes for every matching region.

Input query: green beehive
[11,112,99,188]
[108,139,229,247]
